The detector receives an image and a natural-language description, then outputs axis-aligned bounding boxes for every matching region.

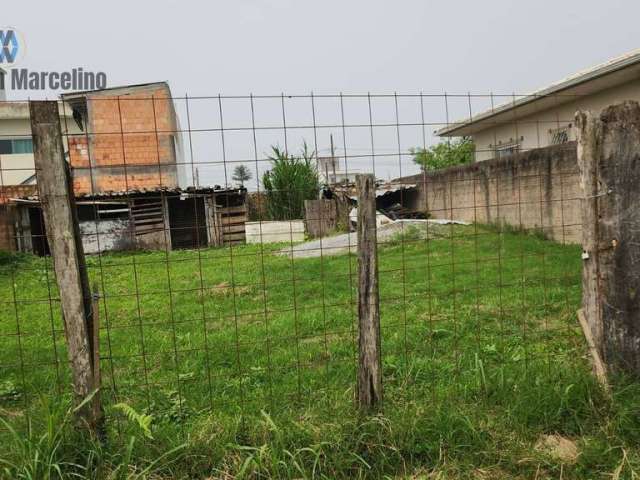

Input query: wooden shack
[7,186,247,255]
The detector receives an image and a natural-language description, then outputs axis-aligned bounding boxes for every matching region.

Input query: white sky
[5,0,639,187]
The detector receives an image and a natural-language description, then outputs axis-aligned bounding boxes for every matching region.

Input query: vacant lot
[1,226,638,479]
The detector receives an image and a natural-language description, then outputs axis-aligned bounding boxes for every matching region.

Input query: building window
[0,138,34,155]
[549,125,571,145]
[495,142,519,159]
[77,202,129,222]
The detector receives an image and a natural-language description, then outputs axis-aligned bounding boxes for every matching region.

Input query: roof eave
[60,81,170,101]
[437,49,640,137]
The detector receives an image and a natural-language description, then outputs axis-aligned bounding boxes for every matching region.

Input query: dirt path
[278,219,469,259]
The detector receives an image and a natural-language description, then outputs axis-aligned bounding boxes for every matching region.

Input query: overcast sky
[6,0,640,186]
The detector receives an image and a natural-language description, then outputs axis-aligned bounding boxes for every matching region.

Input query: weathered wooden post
[30,101,102,429]
[576,101,640,378]
[356,174,382,409]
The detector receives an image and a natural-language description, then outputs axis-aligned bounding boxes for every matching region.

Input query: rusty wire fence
[0,92,586,434]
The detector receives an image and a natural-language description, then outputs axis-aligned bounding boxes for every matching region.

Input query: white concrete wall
[0,153,34,185]
[0,118,34,184]
[245,220,305,244]
[79,219,133,254]
[472,79,640,161]
[0,108,82,186]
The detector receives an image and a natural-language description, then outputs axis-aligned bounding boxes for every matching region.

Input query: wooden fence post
[576,110,604,372]
[30,101,102,429]
[356,174,382,409]
[576,101,640,377]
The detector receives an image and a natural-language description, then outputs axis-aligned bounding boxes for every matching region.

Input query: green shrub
[411,137,474,171]
[262,144,319,221]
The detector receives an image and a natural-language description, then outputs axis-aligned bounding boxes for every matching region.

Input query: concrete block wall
[69,84,179,195]
[245,220,305,244]
[79,218,134,254]
[401,143,581,243]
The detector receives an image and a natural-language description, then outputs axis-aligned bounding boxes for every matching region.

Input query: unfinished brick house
[2,83,248,255]
[62,82,186,194]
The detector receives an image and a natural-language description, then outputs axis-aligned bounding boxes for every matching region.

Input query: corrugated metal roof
[336,180,417,200]
[11,185,246,203]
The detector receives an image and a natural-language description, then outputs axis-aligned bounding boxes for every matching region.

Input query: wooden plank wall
[219,204,247,245]
[304,199,338,238]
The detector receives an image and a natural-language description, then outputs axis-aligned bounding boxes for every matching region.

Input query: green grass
[0,225,639,479]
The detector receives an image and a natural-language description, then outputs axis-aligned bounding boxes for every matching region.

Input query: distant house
[0,101,78,187]
[1,82,187,191]
[317,155,366,185]
[0,101,36,186]
[438,49,640,162]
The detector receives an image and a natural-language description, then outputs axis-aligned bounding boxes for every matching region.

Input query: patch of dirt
[0,406,24,419]
[534,434,579,464]
[279,219,469,259]
[198,282,253,301]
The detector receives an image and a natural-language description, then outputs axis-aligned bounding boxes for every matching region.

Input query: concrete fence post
[30,101,102,430]
[356,174,382,409]
[576,101,640,377]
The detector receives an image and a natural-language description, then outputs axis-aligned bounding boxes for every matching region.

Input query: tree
[262,143,319,220]
[232,165,252,187]
[410,137,475,171]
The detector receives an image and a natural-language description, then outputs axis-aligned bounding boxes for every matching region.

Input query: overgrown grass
[0,226,638,478]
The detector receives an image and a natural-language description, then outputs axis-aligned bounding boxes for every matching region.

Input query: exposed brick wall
[400,143,581,243]
[69,84,179,195]
[0,184,37,204]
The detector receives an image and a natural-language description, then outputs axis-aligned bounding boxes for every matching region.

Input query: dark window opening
[550,127,570,145]
[71,104,87,131]
[28,207,50,257]
[77,202,129,222]
[495,142,519,159]
[168,196,207,249]
[0,138,34,155]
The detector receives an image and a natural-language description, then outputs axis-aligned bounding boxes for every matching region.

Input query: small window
[495,142,519,159]
[0,138,34,154]
[77,202,129,222]
[549,126,570,145]
[97,203,129,220]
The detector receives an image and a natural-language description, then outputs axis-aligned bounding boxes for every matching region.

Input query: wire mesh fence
[0,91,586,435]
